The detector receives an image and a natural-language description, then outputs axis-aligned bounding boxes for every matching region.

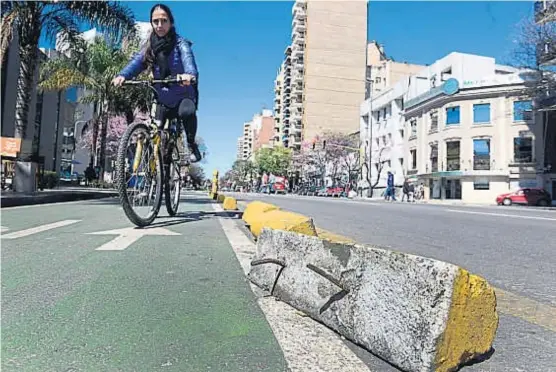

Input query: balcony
[535,1,556,24]
[537,40,556,67]
[293,22,306,35]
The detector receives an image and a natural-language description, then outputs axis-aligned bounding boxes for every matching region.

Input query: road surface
[1,194,288,372]
[229,192,556,372]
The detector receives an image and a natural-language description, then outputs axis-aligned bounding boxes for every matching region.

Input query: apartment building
[359,43,427,190]
[364,41,425,98]
[1,32,76,191]
[237,110,275,161]
[401,52,553,204]
[535,0,556,24]
[273,62,287,147]
[236,137,244,160]
[240,122,253,161]
[273,0,368,152]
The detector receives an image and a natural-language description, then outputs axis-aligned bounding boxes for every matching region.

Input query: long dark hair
[143,3,176,67]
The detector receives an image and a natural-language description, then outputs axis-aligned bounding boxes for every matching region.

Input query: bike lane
[1,195,288,371]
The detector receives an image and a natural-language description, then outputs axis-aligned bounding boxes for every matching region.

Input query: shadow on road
[143,210,243,229]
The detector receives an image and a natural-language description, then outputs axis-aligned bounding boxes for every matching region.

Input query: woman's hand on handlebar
[112,76,126,87]
[176,73,196,86]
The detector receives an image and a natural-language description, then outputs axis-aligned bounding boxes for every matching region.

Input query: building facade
[273,0,368,152]
[402,53,548,204]
[359,42,427,190]
[1,32,75,178]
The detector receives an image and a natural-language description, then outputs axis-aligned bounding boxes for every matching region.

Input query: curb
[214,193,239,212]
[233,198,498,372]
[1,190,118,208]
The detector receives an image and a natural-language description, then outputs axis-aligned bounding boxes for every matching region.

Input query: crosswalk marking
[1,220,81,239]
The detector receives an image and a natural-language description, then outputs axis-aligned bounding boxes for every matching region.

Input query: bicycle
[115,77,191,227]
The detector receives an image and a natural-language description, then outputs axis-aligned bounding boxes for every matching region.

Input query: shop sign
[405,78,460,109]
[0,137,21,158]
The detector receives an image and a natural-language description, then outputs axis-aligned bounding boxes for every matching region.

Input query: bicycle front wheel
[115,122,163,227]
[164,141,182,216]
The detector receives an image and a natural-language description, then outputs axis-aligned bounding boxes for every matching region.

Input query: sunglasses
[152,18,169,26]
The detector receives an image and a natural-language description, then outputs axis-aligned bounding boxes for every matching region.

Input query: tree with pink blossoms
[79,115,129,158]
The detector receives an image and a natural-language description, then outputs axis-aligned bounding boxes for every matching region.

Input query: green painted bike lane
[1,195,288,372]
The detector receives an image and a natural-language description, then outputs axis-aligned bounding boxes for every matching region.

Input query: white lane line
[447,209,556,221]
[1,219,81,239]
[212,203,372,372]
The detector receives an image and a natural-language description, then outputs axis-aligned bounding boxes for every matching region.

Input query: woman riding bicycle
[112,3,202,163]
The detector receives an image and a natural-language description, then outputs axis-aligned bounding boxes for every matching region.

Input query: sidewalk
[352,195,556,210]
[1,186,117,208]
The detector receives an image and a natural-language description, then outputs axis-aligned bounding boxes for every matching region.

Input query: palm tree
[0,1,136,160]
[39,36,151,179]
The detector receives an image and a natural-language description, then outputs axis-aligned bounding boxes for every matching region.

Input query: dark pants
[156,98,197,146]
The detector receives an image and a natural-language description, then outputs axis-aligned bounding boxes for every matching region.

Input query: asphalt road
[1,194,288,372]
[3,191,555,372]
[229,192,556,372]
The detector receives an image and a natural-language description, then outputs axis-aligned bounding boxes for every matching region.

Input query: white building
[401,52,549,204]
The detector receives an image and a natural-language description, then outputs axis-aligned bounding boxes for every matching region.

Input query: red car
[496,188,552,207]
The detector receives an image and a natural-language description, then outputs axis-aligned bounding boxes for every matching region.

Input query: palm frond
[41,12,80,51]
[62,1,136,44]
[0,7,17,64]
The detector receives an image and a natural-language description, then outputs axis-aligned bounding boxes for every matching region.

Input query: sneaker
[188,142,202,163]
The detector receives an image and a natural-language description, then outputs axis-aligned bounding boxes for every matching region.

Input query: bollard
[210,169,219,200]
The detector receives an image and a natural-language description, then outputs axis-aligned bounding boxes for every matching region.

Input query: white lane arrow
[1,220,81,239]
[87,227,181,251]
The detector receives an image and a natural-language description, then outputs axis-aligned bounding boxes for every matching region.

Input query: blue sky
[42,1,537,176]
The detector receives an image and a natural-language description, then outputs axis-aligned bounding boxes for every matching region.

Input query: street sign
[87,226,181,251]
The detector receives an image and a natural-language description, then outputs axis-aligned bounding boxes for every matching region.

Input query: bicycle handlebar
[122,76,196,86]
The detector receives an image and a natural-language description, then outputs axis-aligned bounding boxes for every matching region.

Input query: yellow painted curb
[249,209,318,238]
[223,196,237,211]
[217,194,226,203]
[316,228,356,244]
[435,269,498,371]
[242,201,280,227]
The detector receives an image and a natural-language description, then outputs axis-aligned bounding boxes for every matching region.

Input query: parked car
[496,188,551,207]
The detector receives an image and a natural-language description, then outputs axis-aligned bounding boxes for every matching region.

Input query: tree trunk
[90,116,99,167]
[14,41,39,157]
[98,110,108,182]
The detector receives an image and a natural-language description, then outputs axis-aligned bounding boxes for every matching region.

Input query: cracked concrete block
[248,228,498,372]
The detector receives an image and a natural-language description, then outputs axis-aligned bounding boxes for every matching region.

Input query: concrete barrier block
[241,201,280,227]
[222,196,237,211]
[248,210,318,239]
[248,229,498,372]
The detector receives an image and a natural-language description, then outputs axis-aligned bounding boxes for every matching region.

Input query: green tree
[254,147,292,176]
[39,36,150,179]
[231,159,255,185]
[1,1,136,157]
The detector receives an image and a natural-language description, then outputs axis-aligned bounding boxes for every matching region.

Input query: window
[410,119,417,137]
[399,129,404,139]
[410,149,417,169]
[474,177,490,190]
[514,137,533,163]
[446,141,460,171]
[513,100,532,121]
[430,112,438,132]
[473,138,491,170]
[446,106,460,125]
[399,157,404,167]
[430,143,438,172]
[473,103,490,123]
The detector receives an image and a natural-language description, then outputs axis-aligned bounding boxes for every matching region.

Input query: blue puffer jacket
[118,36,199,108]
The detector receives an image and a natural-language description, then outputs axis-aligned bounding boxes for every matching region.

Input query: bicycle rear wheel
[164,140,182,216]
[115,122,163,227]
